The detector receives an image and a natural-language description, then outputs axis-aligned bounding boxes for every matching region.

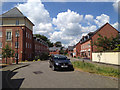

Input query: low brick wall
[92,52,120,65]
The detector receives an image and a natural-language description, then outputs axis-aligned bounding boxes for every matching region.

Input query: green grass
[72,61,120,78]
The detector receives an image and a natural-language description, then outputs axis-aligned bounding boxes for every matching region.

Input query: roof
[49,47,61,51]
[80,23,119,44]
[68,46,74,51]
[0,7,34,26]
[0,7,25,18]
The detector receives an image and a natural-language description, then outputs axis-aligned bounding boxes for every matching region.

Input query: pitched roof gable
[0,7,25,18]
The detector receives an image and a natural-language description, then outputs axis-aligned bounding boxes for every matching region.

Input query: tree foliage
[54,41,62,47]
[2,44,15,64]
[34,34,53,47]
[93,34,120,51]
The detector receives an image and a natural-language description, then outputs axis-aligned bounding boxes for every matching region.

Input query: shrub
[40,52,49,60]
[37,59,40,61]
[33,60,36,62]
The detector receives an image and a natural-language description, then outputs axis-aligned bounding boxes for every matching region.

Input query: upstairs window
[0,31,2,37]
[6,31,12,40]
[15,31,19,37]
[0,54,2,60]
[0,42,2,48]
[16,20,19,25]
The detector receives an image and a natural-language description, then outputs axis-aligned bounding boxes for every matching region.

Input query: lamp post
[16,30,19,64]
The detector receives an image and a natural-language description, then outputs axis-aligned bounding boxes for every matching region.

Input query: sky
[1,0,120,47]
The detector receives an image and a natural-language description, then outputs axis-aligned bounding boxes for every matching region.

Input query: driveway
[8,61,118,88]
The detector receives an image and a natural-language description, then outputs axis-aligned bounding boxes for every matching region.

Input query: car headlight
[55,63,59,65]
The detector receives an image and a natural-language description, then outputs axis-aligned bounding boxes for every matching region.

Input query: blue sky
[2,2,118,24]
[1,1,119,47]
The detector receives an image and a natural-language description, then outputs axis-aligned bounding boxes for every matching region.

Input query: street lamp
[16,30,19,64]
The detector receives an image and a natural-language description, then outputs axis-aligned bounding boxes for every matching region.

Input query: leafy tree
[93,34,120,51]
[55,41,62,47]
[34,34,53,47]
[2,44,15,64]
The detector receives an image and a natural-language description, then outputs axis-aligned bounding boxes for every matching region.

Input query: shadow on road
[56,69,74,72]
[2,70,24,89]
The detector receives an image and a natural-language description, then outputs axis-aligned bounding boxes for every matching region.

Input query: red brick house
[33,36,49,59]
[73,42,81,58]
[0,7,49,64]
[68,46,74,57]
[80,23,119,60]
[49,46,61,55]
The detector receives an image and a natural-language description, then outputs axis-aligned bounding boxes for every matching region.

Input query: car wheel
[49,65,52,68]
[52,65,55,71]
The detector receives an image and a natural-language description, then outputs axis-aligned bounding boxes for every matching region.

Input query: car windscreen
[53,55,67,60]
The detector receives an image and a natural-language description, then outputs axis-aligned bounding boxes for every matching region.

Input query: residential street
[7,61,118,88]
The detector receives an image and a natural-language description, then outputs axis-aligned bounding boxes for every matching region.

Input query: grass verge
[72,61,120,78]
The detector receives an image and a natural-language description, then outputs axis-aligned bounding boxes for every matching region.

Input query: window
[30,44,31,48]
[15,53,19,59]
[0,54,2,60]
[0,31,2,37]
[15,42,19,48]
[16,20,19,25]
[28,43,29,48]
[15,31,19,37]
[26,42,27,48]
[6,31,12,40]
[0,42,2,48]
[26,32,27,38]
[28,34,29,38]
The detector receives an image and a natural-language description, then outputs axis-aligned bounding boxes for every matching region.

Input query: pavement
[1,62,32,89]
[4,61,119,88]
[68,56,119,69]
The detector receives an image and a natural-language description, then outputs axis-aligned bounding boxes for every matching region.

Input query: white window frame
[6,31,12,41]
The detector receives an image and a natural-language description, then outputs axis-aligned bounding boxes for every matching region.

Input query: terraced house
[74,23,119,60]
[0,7,49,64]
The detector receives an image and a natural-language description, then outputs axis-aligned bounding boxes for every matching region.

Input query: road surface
[9,61,118,88]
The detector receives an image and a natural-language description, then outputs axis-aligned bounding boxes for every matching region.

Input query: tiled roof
[49,47,61,51]
[0,7,25,18]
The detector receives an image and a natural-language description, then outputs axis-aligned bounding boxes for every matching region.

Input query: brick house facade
[0,7,49,64]
[73,42,81,58]
[79,23,119,60]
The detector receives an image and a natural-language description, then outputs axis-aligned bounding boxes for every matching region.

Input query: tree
[34,34,53,47]
[54,41,62,47]
[2,44,15,64]
[93,34,120,51]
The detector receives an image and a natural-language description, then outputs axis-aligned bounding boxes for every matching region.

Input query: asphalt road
[9,61,118,88]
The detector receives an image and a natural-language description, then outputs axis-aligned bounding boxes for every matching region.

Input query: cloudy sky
[1,0,120,47]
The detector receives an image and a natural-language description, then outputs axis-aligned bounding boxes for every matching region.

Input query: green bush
[33,60,36,62]
[37,59,40,61]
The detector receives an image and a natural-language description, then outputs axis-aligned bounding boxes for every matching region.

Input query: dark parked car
[49,54,74,71]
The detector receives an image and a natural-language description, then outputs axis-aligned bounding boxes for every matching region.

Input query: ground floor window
[0,54,2,60]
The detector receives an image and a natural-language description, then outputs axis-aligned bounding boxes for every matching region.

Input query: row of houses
[0,7,49,64]
[68,23,119,60]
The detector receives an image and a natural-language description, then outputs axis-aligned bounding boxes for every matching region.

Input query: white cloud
[113,0,120,12]
[85,15,93,21]
[94,14,110,27]
[14,1,118,47]
[16,0,53,36]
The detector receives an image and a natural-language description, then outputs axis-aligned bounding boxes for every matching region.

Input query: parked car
[49,54,74,71]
